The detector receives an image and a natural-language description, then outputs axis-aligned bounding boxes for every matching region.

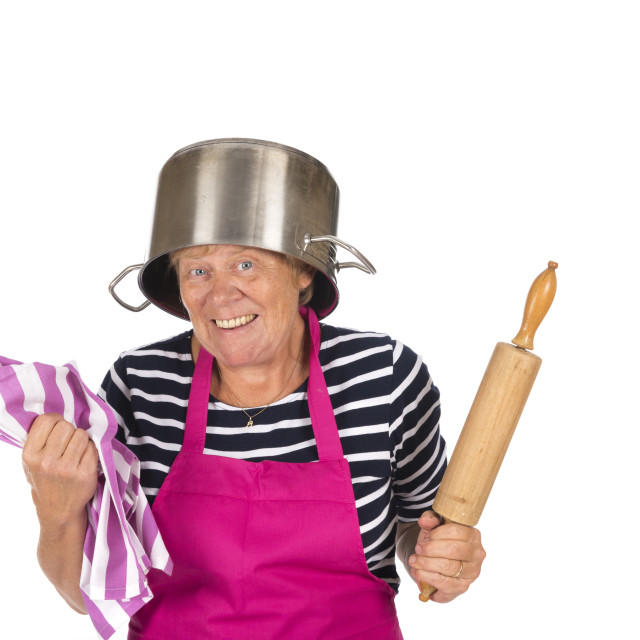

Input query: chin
[213,346,262,368]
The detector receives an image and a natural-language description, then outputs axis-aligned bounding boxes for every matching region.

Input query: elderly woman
[23,139,485,639]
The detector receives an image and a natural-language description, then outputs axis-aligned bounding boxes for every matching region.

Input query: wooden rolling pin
[419,261,558,602]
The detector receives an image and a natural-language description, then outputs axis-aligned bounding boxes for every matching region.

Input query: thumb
[417,510,441,539]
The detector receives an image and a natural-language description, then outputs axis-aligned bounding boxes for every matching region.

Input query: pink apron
[128,308,403,639]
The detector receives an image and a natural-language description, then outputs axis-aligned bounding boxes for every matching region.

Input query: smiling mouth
[214,314,257,329]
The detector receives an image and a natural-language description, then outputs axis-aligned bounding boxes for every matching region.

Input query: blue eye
[238,261,253,271]
[190,268,207,277]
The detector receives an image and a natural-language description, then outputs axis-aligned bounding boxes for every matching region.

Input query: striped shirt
[0,355,172,640]
[99,323,447,592]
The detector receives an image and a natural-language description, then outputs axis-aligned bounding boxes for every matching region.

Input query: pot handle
[303,234,377,274]
[109,264,151,312]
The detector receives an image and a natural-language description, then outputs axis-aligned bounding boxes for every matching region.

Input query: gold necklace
[216,336,305,428]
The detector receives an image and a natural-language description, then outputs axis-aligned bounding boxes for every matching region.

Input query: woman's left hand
[408,511,486,603]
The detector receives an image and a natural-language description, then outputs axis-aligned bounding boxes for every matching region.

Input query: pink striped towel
[0,355,172,638]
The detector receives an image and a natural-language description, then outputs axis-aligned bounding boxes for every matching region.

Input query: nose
[210,270,242,307]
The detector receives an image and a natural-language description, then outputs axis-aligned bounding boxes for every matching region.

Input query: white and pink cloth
[0,355,172,639]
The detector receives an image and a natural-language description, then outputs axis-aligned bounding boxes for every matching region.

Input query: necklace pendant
[246,418,254,428]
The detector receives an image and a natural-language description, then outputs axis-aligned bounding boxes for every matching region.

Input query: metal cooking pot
[109,138,375,319]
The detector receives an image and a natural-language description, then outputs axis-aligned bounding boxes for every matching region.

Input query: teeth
[215,314,256,329]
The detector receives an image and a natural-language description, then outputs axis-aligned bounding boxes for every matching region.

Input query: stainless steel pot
[109,138,375,319]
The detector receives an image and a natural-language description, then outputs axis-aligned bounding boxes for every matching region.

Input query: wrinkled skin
[397,511,486,603]
[22,412,99,613]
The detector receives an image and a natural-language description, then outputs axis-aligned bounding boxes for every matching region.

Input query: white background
[1,2,638,638]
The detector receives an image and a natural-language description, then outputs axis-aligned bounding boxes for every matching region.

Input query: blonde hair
[284,255,315,307]
[169,246,316,307]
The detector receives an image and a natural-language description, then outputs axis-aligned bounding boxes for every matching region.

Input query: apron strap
[182,346,213,453]
[301,307,344,462]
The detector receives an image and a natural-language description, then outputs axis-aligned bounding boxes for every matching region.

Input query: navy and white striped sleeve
[389,341,447,522]
[98,356,135,445]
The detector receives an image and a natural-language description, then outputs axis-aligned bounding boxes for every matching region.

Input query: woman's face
[177,245,314,370]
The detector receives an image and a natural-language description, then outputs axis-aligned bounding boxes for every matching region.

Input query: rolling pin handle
[511,261,558,350]
[418,515,451,602]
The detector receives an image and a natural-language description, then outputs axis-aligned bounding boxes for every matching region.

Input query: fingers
[410,521,487,603]
[413,554,468,579]
[78,435,99,469]
[429,520,481,543]
[66,429,96,468]
[410,553,476,603]
[414,567,470,604]
[24,414,91,466]
[22,414,99,525]
[23,413,66,452]
[419,524,483,557]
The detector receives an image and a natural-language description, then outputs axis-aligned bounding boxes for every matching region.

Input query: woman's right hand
[21,413,98,613]
[22,413,99,526]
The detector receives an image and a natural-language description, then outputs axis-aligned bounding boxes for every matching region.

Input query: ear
[297,264,316,290]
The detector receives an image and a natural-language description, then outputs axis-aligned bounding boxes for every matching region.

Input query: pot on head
[110,138,375,319]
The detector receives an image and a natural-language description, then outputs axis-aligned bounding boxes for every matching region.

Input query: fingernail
[409,555,417,566]
[415,545,422,554]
